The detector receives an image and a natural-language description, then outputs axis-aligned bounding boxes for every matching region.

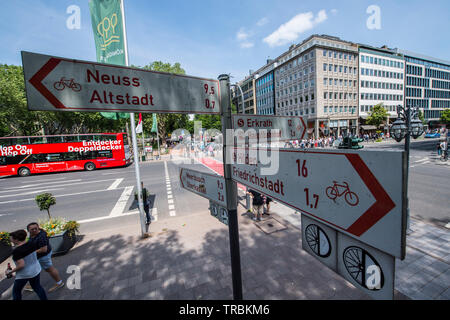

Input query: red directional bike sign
[231,148,406,258]
[232,114,307,142]
[21,51,220,114]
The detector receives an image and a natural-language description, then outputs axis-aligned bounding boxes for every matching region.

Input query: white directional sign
[180,168,227,206]
[232,114,307,141]
[231,148,406,258]
[21,51,220,114]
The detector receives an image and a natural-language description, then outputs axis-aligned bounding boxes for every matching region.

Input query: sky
[1,0,450,81]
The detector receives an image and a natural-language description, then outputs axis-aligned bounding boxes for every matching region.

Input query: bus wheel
[84,162,96,171]
[18,167,31,177]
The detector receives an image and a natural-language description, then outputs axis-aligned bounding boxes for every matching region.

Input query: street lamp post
[389,105,424,231]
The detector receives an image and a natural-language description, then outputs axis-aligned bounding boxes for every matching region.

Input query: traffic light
[338,136,364,149]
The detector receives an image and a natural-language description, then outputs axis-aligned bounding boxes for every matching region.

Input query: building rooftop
[394,49,450,67]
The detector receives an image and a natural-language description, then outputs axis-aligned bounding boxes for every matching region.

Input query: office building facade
[358,45,405,131]
[274,35,359,138]
[395,49,450,123]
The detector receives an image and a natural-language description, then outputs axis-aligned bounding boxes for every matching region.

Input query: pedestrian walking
[437,143,442,156]
[264,196,272,215]
[247,189,264,222]
[6,230,47,300]
[26,223,64,292]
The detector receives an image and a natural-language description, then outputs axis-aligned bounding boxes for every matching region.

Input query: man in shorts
[248,189,264,222]
[264,196,273,215]
[26,223,64,292]
[6,229,47,300]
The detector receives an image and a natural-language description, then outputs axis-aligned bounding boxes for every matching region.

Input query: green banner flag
[89,0,129,120]
[151,114,158,133]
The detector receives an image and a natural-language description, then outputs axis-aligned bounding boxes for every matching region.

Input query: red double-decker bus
[0,133,131,177]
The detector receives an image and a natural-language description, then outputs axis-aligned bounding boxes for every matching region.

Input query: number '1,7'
[304,188,319,209]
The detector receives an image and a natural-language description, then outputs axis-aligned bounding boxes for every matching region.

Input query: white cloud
[256,17,269,27]
[236,28,250,41]
[240,41,254,48]
[263,10,328,47]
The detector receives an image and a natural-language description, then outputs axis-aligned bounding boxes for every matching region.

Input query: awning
[360,125,377,130]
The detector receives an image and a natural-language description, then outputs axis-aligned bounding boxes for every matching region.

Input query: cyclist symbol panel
[305,224,331,258]
[343,246,384,291]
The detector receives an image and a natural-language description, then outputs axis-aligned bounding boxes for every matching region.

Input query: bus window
[47,136,64,144]
[64,136,80,142]
[0,138,13,147]
[64,152,80,161]
[11,137,31,145]
[80,135,94,142]
[100,135,115,141]
[3,155,28,165]
[0,157,6,165]
[46,153,64,162]
[29,137,46,144]
[122,134,129,145]
[24,154,47,164]
[80,151,95,160]
[97,150,113,158]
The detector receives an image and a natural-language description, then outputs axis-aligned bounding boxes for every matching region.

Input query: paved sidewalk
[0,205,381,300]
[271,201,450,300]
[1,197,447,300]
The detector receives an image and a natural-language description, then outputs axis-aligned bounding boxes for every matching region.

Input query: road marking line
[412,157,430,164]
[151,208,158,222]
[1,179,80,191]
[0,187,66,198]
[0,187,128,204]
[411,160,431,168]
[1,178,120,194]
[107,178,124,190]
[79,211,138,224]
[109,186,134,217]
[164,160,176,217]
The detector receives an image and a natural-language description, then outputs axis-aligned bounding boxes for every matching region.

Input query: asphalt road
[363,138,449,227]
[0,139,448,233]
[0,159,214,233]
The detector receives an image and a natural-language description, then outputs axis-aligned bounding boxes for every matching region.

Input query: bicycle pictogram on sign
[53,77,82,92]
[325,181,359,206]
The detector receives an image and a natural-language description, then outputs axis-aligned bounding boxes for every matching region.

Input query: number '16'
[296,159,308,177]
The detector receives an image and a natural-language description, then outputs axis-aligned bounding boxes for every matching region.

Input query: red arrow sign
[230,148,402,250]
[28,57,66,109]
[343,154,395,236]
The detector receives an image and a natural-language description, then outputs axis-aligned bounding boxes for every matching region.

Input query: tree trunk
[47,209,51,220]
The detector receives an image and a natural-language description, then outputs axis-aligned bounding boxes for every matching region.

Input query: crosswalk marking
[164,161,176,217]
[109,186,134,217]
[107,178,124,190]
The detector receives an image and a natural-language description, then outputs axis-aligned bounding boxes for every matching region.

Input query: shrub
[35,193,56,220]
[0,232,11,246]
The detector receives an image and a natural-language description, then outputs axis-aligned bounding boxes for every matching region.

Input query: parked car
[425,131,441,138]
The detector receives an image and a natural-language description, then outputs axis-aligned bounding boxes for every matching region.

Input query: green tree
[35,193,56,220]
[0,64,128,137]
[440,109,450,125]
[367,103,389,129]
[418,109,426,125]
[132,61,189,145]
[0,64,41,136]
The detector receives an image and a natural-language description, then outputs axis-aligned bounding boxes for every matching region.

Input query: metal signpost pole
[218,74,243,300]
[121,0,146,237]
[404,107,411,231]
